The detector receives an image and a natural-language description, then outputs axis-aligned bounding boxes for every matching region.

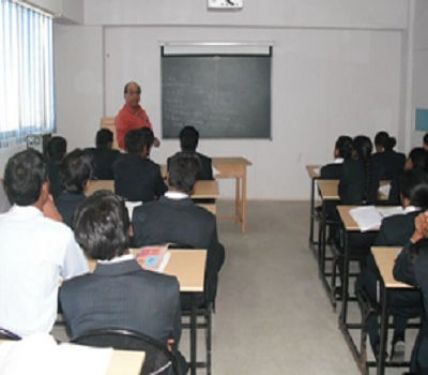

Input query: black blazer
[368,150,405,204]
[113,154,167,202]
[59,259,181,344]
[320,163,343,180]
[47,160,63,200]
[132,196,225,304]
[55,192,86,228]
[374,210,420,246]
[339,159,367,205]
[85,148,120,180]
[167,151,214,181]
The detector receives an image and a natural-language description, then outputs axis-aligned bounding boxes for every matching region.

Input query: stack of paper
[350,206,404,232]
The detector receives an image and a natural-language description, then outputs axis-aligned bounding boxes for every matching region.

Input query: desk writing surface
[337,205,360,231]
[371,247,412,289]
[85,180,115,197]
[192,180,219,199]
[317,180,339,200]
[212,157,251,178]
[89,249,207,293]
[306,165,321,179]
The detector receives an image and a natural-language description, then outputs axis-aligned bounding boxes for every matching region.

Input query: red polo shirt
[115,104,153,149]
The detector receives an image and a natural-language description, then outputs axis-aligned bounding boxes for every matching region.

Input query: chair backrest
[0,327,21,340]
[71,328,176,375]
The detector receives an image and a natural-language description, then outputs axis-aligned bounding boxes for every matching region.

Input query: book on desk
[349,205,405,232]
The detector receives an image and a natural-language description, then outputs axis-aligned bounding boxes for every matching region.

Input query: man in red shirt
[115,81,160,149]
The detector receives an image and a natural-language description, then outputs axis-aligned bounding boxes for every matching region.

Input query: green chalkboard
[161,53,271,139]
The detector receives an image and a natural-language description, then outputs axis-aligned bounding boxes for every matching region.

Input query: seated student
[168,126,213,181]
[320,135,353,179]
[339,135,373,205]
[46,136,67,200]
[405,147,428,172]
[59,191,182,355]
[424,133,428,151]
[114,128,167,203]
[394,215,428,374]
[356,170,428,359]
[368,131,405,205]
[132,152,225,307]
[55,149,92,228]
[85,128,120,180]
[0,149,88,337]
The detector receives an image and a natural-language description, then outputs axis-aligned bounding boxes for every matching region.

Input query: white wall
[24,0,83,23]
[52,0,411,199]
[411,0,428,146]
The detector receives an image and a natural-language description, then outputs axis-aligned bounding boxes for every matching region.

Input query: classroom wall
[54,0,409,199]
[411,0,428,146]
[23,0,83,23]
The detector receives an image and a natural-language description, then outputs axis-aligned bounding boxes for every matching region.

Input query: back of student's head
[400,169,428,209]
[3,149,47,206]
[353,135,373,161]
[125,128,154,155]
[60,149,92,194]
[96,129,113,150]
[46,136,67,163]
[374,131,396,152]
[424,133,428,148]
[168,152,200,194]
[73,190,129,260]
[179,126,199,152]
[408,147,428,172]
[335,135,353,159]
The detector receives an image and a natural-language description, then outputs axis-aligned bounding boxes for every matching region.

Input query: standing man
[115,81,160,149]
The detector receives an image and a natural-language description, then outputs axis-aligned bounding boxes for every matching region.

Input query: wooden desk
[317,179,339,200]
[85,180,115,196]
[192,180,219,200]
[372,247,413,375]
[0,339,145,375]
[213,157,251,233]
[306,165,321,247]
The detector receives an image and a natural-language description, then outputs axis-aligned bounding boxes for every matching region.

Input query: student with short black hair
[113,128,167,202]
[55,149,92,228]
[85,128,120,180]
[59,190,184,369]
[405,147,428,172]
[168,126,213,181]
[0,149,87,337]
[46,136,67,199]
[320,135,353,179]
[368,131,406,204]
[132,151,225,308]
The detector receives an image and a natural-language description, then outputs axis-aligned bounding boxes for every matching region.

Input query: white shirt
[0,205,88,337]
[164,191,188,200]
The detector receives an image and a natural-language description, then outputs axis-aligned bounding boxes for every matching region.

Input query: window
[0,0,55,148]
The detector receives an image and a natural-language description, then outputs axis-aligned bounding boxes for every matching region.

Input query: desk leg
[241,171,247,233]
[190,296,197,375]
[309,177,315,246]
[235,177,241,224]
[377,282,388,375]
[340,228,350,325]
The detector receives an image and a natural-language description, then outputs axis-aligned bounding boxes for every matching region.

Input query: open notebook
[349,206,405,232]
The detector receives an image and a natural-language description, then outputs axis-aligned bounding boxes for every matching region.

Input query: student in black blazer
[114,128,167,202]
[55,149,91,228]
[368,131,406,205]
[394,231,428,374]
[45,136,67,200]
[85,128,120,180]
[356,170,428,359]
[133,152,225,307]
[60,191,183,361]
[405,147,428,173]
[167,126,213,181]
[320,135,353,179]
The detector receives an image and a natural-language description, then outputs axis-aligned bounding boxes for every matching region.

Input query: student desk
[0,339,145,375]
[212,157,251,233]
[89,249,206,375]
[372,246,414,375]
[84,180,218,214]
[317,180,339,306]
[306,165,321,248]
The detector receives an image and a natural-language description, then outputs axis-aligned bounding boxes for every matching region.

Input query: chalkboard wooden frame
[161,46,272,139]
